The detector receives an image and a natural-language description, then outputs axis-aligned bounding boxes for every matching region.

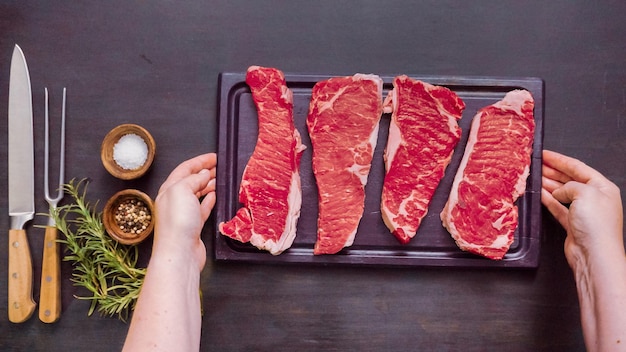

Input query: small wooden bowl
[101,124,156,180]
[103,189,155,245]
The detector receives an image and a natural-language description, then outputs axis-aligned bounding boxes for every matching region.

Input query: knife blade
[8,44,36,323]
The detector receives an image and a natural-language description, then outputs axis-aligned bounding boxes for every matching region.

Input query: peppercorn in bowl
[103,189,155,245]
[101,124,156,180]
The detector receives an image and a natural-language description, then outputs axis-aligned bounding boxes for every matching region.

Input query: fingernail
[199,169,209,174]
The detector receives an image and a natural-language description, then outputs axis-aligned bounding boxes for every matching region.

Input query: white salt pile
[113,133,148,170]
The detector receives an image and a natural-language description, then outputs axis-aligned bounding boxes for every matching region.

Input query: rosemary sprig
[51,178,146,321]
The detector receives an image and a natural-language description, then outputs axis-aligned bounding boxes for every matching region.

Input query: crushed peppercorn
[114,198,152,236]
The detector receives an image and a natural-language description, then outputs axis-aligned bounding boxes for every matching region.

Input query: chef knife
[8,44,36,323]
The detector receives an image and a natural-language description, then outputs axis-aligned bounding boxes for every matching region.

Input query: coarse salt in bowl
[101,124,156,180]
[113,133,148,170]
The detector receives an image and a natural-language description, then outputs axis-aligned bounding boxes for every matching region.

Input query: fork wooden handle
[39,226,61,323]
[8,229,36,323]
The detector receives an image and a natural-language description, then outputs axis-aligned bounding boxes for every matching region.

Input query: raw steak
[306,74,383,255]
[440,90,535,260]
[219,66,306,255]
[381,76,465,244]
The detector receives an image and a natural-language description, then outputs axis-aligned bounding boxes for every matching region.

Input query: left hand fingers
[199,191,216,221]
[195,176,216,198]
[169,168,215,198]
[159,153,217,195]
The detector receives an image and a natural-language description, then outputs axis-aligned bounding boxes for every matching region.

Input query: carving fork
[40,87,66,323]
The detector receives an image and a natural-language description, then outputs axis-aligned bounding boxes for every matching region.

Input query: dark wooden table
[1,1,625,351]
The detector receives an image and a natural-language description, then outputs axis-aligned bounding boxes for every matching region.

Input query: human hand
[153,153,217,270]
[541,150,623,269]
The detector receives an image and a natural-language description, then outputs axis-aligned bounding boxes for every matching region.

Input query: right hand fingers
[542,150,604,185]
[541,187,570,231]
[542,163,571,185]
[551,180,587,205]
[541,175,565,194]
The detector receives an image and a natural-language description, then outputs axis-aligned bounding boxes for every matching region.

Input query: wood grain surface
[1,1,625,351]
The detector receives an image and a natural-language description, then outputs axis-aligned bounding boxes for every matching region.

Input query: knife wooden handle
[8,229,36,323]
[39,226,61,323]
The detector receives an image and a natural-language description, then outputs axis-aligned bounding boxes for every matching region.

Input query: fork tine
[44,87,66,203]
[59,88,66,195]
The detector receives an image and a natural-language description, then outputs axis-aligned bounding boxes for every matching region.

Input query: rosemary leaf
[52,178,147,321]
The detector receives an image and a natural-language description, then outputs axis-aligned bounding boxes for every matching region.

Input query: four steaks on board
[440,90,535,260]
[381,76,465,244]
[220,66,536,260]
[306,74,383,255]
[218,66,306,255]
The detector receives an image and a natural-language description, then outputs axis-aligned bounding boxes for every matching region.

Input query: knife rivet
[13,302,20,309]
[46,241,53,248]
[46,276,52,283]
[44,310,51,317]
[12,272,19,279]
[12,241,19,248]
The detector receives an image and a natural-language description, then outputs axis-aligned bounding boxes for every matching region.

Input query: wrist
[570,243,626,351]
[570,245,626,295]
[150,231,206,272]
[567,229,625,271]
[587,246,626,276]
[146,249,203,292]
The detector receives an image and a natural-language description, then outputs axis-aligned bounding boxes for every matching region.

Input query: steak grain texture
[381,76,465,244]
[219,66,306,255]
[440,90,535,260]
[307,74,383,255]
